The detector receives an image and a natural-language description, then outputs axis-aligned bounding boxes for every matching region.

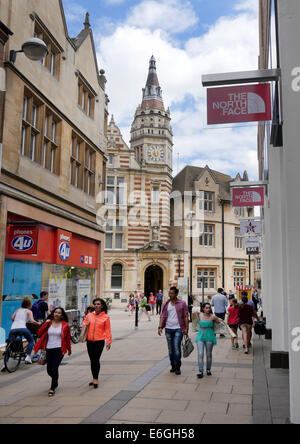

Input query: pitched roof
[172,165,244,201]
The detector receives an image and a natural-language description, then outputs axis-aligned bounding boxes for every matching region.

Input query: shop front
[1,212,99,344]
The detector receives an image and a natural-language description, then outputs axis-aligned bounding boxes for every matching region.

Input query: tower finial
[84,12,90,29]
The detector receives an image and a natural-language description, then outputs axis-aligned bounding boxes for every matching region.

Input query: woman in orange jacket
[82,298,112,388]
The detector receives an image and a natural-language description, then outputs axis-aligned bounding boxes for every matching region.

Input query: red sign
[232,187,264,207]
[207,84,272,125]
[6,224,98,269]
[7,225,39,255]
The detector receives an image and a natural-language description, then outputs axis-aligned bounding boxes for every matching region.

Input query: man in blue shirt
[156,290,164,315]
[211,288,228,337]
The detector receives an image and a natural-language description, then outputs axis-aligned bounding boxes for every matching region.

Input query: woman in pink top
[227,298,239,349]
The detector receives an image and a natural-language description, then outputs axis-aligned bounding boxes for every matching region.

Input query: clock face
[147,145,165,162]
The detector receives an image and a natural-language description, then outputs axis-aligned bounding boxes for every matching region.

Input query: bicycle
[3,333,30,373]
[70,318,81,344]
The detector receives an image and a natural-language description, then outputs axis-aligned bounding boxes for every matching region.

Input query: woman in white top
[34,307,71,397]
[9,297,41,364]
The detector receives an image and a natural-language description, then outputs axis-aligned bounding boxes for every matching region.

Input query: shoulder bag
[182,334,194,358]
[79,314,91,343]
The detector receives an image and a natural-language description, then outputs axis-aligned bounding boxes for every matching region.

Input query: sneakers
[25,355,32,364]
[197,372,204,379]
[244,349,249,354]
[170,367,176,373]
[206,370,212,376]
[175,368,181,375]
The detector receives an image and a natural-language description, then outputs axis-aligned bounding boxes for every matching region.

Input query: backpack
[32,300,44,320]
[254,320,266,336]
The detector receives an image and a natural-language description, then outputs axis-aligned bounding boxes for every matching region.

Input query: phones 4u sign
[7,225,39,255]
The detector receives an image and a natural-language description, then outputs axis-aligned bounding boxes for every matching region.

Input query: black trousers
[46,348,64,391]
[156,301,162,315]
[87,340,105,380]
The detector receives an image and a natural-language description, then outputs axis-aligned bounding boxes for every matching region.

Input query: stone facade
[0,0,108,332]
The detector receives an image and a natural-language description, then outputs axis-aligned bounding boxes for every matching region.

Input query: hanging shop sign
[232,187,264,207]
[207,84,272,125]
[240,220,262,236]
[7,225,39,255]
[246,247,260,255]
[244,236,260,248]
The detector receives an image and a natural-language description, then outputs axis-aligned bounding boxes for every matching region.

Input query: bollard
[135,302,139,329]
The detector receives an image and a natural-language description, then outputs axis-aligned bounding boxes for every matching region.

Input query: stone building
[172,166,256,301]
[0,0,108,343]
[103,56,256,306]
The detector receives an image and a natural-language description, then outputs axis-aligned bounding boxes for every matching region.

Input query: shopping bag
[182,334,194,358]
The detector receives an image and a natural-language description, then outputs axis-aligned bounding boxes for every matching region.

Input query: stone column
[268,146,289,367]
[278,0,300,423]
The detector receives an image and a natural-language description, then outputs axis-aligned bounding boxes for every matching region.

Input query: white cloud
[96,0,259,179]
[63,1,86,24]
[234,0,259,14]
[126,0,198,34]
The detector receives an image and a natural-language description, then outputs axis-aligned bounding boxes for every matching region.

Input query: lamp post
[187,210,195,300]
[177,254,182,278]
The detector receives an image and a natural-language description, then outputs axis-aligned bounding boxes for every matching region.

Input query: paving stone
[155,410,203,424]
[111,407,162,423]
[126,398,188,411]
[211,393,252,405]
[185,400,228,414]
[202,413,253,424]
[228,403,252,416]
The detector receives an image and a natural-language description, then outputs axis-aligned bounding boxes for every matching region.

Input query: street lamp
[187,210,195,300]
[10,38,48,63]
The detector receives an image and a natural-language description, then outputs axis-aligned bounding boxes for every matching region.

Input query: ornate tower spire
[141,56,164,111]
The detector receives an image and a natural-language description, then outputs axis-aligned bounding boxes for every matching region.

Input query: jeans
[8,328,34,356]
[46,348,64,391]
[87,340,105,380]
[197,341,214,373]
[165,328,183,369]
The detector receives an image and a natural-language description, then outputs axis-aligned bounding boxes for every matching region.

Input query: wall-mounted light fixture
[10,37,48,63]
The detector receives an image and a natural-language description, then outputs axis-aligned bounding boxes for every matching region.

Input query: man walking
[158,286,189,375]
[211,288,228,337]
[156,289,164,315]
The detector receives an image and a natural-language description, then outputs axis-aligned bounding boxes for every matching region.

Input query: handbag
[182,334,194,358]
[38,350,46,366]
[145,304,151,312]
[79,314,91,343]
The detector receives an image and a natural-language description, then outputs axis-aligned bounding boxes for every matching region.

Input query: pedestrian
[156,289,164,315]
[82,298,112,388]
[148,292,156,316]
[139,293,151,321]
[227,298,239,349]
[8,297,41,364]
[228,290,235,302]
[195,302,221,378]
[238,293,256,354]
[32,291,50,322]
[211,288,228,337]
[33,307,71,397]
[158,286,189,375]
[128,293,135,315]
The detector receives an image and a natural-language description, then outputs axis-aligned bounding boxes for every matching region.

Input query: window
[197,269,216,289]
[235,227,243,249]
[108,154,114,166]
[256,257,261,271]
[78,76,96,118]
[234,269,245,287]
[199,224,214,247]
[43,109,60,174]
[70,134,95,195]
[151,187,159,204]
[34,21,61,79]
[105,218,123,250]
[111,264,123,289]
[199,191,214,212]
[105,176,125,205]
[234,207,244,217]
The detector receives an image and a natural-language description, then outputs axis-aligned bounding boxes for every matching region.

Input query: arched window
[111,263,123,289]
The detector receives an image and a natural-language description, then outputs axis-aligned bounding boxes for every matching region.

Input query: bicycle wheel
[4,342,22,373]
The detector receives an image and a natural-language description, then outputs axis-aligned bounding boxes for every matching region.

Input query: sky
[62,0,260,179]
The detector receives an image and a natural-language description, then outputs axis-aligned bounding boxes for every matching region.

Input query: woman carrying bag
[82,298,112,388]
[34,307,71,397]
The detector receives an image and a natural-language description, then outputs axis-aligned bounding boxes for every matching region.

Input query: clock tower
[130,56,173,173]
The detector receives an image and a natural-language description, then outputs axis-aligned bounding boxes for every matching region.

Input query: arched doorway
[144,265,163,298]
